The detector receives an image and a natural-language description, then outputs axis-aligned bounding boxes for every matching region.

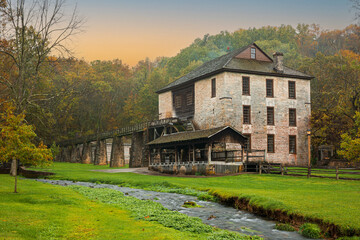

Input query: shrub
[299,223,321,239]
[275,223,295,232]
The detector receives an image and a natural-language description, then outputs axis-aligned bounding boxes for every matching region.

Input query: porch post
[175,146,178,163]
[208,143,212,164]
[192,145,195,162]
[188,145,191,162]
[148,147,152,166]
[241,146,244,162]
[159,148,162,163]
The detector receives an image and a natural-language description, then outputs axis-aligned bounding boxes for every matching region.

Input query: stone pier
[81,142,92,164]
[69,145,77,163]
[110,136,125,167]
[94,139,107,165]
[130,130,149,168]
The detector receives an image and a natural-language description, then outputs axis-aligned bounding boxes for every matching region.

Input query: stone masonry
[159,72,311,165]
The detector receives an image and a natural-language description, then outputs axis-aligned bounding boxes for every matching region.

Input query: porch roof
[147,126,245,147]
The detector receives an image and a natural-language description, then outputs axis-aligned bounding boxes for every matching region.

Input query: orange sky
[72,0,353,66]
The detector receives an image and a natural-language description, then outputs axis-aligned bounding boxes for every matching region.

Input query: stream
[36,179,308,240]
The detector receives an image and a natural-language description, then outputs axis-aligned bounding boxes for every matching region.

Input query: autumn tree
[0,103,52,193]
[299,50,360,152]
[0,0,83,114]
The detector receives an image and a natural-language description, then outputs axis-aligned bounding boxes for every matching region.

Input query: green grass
[35,162,360,236]
[0,174,234,240]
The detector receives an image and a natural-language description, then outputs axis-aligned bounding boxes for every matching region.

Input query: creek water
[36,179,308,240]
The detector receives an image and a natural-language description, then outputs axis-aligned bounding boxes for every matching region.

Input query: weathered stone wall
[159,91,174,119]
[130,131,150,167]
[158,71,311,165]
[194,72,310,165]
[193,72,229,128]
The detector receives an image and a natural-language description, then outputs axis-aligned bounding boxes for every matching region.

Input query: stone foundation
[149,162,243,175]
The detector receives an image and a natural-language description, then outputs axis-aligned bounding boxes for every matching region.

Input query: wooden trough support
[56,118,181,167]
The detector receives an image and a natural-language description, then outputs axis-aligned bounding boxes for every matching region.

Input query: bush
[299,223,321,239]
[275,223,295,232]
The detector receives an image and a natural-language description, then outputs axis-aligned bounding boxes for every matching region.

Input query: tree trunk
[10,158,16,176]
[10,158,18,193]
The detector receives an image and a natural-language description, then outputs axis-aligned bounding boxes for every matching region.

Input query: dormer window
[250,48,256,59]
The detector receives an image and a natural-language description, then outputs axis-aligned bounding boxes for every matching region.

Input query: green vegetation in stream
[69,185,262,240]
[32,162,360,237]
[182,201,203,208]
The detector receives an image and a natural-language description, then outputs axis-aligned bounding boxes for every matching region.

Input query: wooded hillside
[1,20,360,160]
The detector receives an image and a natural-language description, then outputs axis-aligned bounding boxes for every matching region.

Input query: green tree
[0,103,52,193]
[338,112,360,162]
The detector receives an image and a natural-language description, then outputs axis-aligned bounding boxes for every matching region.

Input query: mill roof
[157,43,313,93]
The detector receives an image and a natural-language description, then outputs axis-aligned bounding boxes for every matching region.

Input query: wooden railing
[57,118,180,146]
[261,164,360,180]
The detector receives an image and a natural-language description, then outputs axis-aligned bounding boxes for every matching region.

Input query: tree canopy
[1,4,360,162]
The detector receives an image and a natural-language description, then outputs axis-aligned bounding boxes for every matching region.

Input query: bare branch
[351,0,360,22]
[0,0,84,113]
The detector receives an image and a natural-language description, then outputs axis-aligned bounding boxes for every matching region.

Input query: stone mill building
[154,43,312,167]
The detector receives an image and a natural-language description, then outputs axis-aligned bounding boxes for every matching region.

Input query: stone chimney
[273,52,284,73]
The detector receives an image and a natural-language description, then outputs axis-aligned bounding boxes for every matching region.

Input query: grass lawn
[33,162,360,235]
[0,174,219,240]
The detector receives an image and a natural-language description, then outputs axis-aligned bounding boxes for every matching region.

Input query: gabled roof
[157,43,313,93]
[147,126,245,146]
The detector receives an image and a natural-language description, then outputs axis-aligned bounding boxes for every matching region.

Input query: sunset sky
[72,0,354,66]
